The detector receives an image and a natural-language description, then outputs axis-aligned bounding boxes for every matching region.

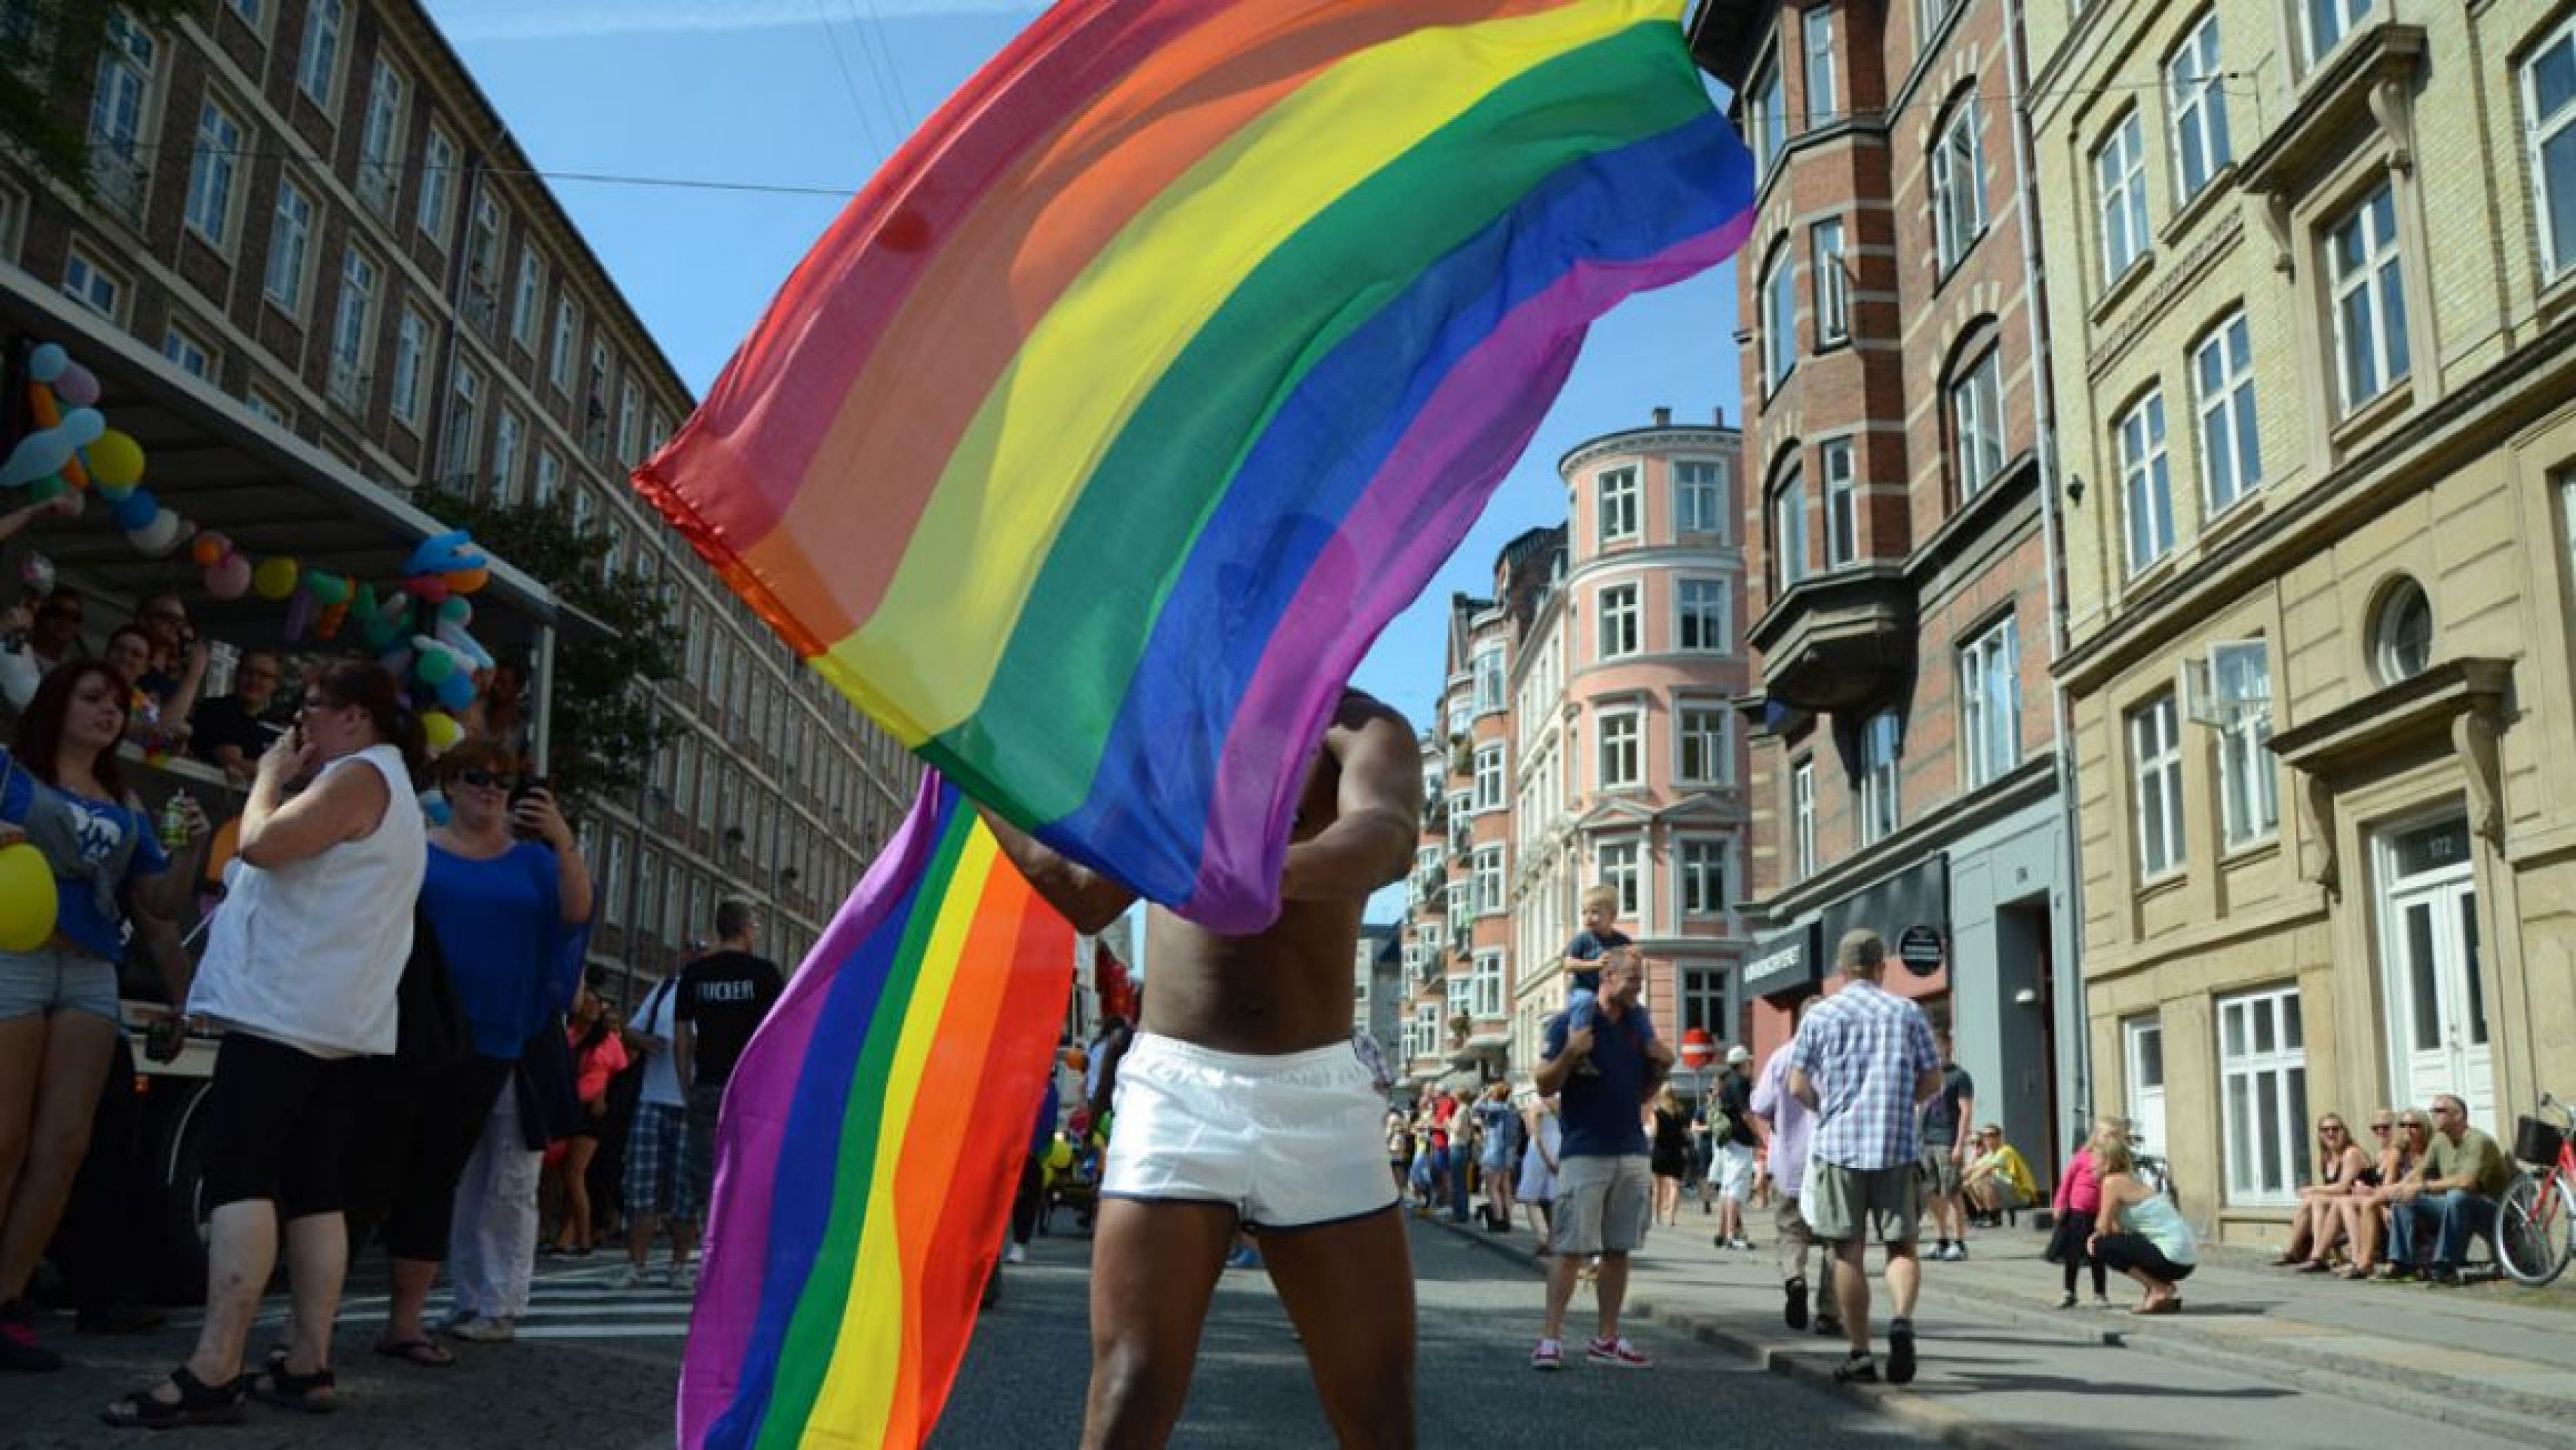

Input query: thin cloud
[424,0,1044,43]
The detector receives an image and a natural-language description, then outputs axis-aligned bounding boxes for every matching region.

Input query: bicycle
[2497,1093,2575,1287]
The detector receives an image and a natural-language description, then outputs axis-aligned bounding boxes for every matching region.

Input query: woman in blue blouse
[0,662,205,1373]
[370,738,590,1356]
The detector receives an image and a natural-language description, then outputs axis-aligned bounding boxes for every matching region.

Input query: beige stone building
[2028,0,2576,1242]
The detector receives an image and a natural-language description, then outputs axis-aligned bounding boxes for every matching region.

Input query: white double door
[2378,820,2493,1127]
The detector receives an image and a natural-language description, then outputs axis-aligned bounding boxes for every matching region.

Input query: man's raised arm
[1281,696,1423,902]
[974,804,1138,935]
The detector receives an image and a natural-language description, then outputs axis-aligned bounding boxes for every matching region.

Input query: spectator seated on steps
[2273,1112,2373,1272]
[1960,1125,2036,1226]
[2381,1093,2512,1285]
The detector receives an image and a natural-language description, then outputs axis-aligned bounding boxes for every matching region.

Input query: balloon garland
[5,340,499,753]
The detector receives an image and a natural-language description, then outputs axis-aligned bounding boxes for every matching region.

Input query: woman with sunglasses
[2335,1110,2428,1279]
[2274,1114,2375,1272]
[372,738,589,1355]
[0,662,205,1374]
[105,660,421,1426]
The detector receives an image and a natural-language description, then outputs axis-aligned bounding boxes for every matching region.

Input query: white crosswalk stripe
[173,1260,702,1341]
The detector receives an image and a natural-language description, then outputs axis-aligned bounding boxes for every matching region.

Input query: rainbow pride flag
[637,0,1755,933]
[682,776,1074,1449]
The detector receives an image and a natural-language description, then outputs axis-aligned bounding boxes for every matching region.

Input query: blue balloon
[436,670,475,712]
[108,489,157,532]
[26,343,66,383]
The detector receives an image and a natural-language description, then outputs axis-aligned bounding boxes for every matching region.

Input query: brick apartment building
[1691,0,2083,1166]
[1,0,917,984]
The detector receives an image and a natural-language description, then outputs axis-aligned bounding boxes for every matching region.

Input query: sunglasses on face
[457,769,521,790]
[2370,1122,2392,1132]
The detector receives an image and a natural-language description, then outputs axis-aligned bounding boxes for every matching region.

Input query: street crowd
[0,555,788,1429]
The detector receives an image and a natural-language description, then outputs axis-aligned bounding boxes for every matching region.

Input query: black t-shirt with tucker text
[677,950,784,1089]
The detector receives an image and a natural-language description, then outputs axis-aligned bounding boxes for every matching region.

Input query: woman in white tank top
[110,662,426,1428]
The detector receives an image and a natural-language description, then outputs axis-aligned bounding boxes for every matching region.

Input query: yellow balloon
[86,429,145,489]
[0,843,58,952]
[252,556,299,601]
[421,710,464,753]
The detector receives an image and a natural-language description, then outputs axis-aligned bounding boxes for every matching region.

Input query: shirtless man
[980,688,1423,1449]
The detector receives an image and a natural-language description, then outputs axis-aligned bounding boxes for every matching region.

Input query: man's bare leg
[1084,1198,1236,1449]
[1831,1238,1870,1354]
[1590,1250,1630,1344]
[1261,1207,1415,1449]
[1885,1240,1920,1321]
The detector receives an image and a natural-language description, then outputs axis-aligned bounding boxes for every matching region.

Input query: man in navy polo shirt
[1529,950,1674,1371]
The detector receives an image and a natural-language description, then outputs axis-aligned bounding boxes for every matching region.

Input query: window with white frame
[1792,757,1817,879]
[1420,919,1444,954]
[618,381,643,463]
[1675,459,1727,536]
[2168,12,2232,203]
[1812,218,1849,346]
[264,181,313,310]
[1447,879,1471,922]
[1678,838,1727,917]
[1676,578,1727,653]
[534,448,561,506]
[1449,792,1472,856]
[512,251,545,349]
[245,388,288,426]
[1472,950,1504,1018]
[2194,310,2263,514]
[62,249,123,319]
[89,11,155,171]
[492,409,524,504]
[1952,347,2005,499]
[443,365,482,477]
[1597,839,1641,919]
[1447,973,1471,1023]
[2218,986,2310,1205]
[1472,647,1506,714]
[329,247,376,398]
[1678,965,1731,1039]
[1598,466,1639,542]
[1748,58,1784,178]
[2529,14,2576,283]
[390,308,430,427]
[2327,182,2411,412]
[1472,743,1504,813]
[2303,0,2370,68]
[161,324,212,380]
[1802,5,1836,125]
[1773,461,1809,590]
[1763,244,1797,392]
[225,0,262,24]
[1677,704,1729,786]
[2095,110,2150,283]
[1958,613,2021,790]
[1473,847,1504,917]
[357,60,406,213]
[2120,390,2175,574]
[418,127,457,241]
[1859,710,1900,845]
[296,0,343,104]
[2130,694,2186,879]
[2211,640,2278,847]
[1598,583,1640,660]
[1598,710,1642,790]
[1931,98,1985,273]
[550,296,581,391]
[1819,438,1857,567]
[184,99,243,245]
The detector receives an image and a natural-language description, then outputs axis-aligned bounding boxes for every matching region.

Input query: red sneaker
[1586,1335,1651,1369]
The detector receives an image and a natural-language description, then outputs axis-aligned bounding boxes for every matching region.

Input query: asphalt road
[6,1218,1927,1449]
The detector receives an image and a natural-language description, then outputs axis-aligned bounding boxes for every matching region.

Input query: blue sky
[422,0,1745,933]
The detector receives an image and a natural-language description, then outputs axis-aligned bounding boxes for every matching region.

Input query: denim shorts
[0,945,119,1023]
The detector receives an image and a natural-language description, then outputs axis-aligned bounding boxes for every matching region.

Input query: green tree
[0,1,205,199]
[415,483,681,816]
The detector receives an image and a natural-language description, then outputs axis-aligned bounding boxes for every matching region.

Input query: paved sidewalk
[1430,1203,2576,1449]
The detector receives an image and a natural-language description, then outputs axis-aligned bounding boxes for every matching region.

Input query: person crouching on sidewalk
[2087,1137,2197,1315]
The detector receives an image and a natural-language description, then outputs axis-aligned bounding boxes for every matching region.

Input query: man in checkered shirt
[1790,929,1941,1387]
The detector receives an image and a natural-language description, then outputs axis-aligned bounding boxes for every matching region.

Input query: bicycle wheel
[2497,1171,2572,1287]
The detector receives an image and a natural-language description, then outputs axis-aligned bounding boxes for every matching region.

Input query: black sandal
[101,1365,247,1429]
[254,1356,338,1415]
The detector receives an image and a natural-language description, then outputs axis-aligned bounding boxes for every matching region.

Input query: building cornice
[1558,426,1741,480]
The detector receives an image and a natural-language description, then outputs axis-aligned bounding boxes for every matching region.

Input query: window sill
[2123,548,2182,597]
[1932,230,1988,294]
[2219,834,2282,869]
[2329,382,2413,457]
[2198,488,2268,550]
[2089,250,2158,327]
[2534,263,2576,329]
[2160,165,2239,247]
[2135,868,2188,899]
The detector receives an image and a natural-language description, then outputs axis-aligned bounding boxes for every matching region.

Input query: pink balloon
[205,552,253,600]
[54,364,99,408]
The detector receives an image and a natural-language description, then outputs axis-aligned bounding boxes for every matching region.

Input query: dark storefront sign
[1820,853,1950,973]
[1896,924,1946,976]
[1744,921,1822,997]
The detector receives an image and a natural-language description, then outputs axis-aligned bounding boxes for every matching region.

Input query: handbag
[393,904,473,1070]
[513,1017,582,1150]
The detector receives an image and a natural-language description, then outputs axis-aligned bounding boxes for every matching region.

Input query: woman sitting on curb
[2275,1112,2373,1271]
[2336,1109,2427,1279]
[2087,1135,2198,1316]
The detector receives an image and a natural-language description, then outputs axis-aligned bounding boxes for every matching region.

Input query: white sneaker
[611,1263,651,1289]
[672,1265,698,1293]
[1003,1244,1026,1265]
[450,1315,516,1343]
